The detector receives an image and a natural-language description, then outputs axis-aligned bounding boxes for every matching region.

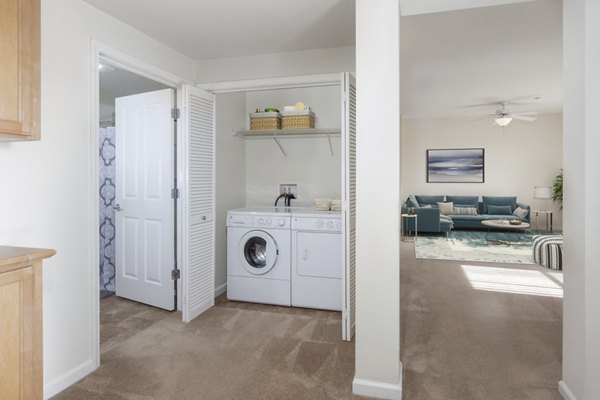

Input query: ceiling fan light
[495,117,512,127]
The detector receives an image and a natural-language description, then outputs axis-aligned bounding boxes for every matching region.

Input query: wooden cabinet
[0,0,41,141]
[0,246,55,400]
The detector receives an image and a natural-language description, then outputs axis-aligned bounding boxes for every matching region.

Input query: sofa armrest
[403,207,441,232]
[517,202,531,223]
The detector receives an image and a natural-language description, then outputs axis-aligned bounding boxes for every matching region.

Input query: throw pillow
[406,195,420,209]
[513,206,529,219]
[437,201,454,215]
[453,206,478,215]
[487,205,513,215]
[423,204,432,208]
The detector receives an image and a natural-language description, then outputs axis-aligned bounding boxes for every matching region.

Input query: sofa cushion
[482,196,518,213]
[446,196,478,208]
[448,214,485,221]
[453,206,478,215]
[487,205,513,215]
[437,202,454,215]
[415,195,444,207]
[513,206,529,219]
[406,195,420,208]
[481,214,519,221]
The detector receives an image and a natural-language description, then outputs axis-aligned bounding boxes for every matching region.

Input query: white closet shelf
[233,128,341,157]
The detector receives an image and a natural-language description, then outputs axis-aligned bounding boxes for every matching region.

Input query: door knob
[113,203,121,211]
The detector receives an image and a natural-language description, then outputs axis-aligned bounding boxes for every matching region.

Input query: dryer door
[239,230,278,275]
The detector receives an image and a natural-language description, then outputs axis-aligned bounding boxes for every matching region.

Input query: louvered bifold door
[181,84,215,323]
[341,73,357,341]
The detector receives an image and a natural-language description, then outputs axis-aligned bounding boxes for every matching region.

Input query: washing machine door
[238,230,279,275]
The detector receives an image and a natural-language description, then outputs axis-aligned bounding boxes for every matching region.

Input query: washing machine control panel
[227,214,290,229]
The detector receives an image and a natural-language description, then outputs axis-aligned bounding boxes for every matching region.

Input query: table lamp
[534,186,552,210]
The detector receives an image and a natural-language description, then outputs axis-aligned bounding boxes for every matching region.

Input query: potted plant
[552,170,563,209]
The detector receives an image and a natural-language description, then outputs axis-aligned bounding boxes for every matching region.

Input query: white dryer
[291,210,342,311]
[227,207,292,306]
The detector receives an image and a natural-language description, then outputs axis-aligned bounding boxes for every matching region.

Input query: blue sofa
[404,195,531,233]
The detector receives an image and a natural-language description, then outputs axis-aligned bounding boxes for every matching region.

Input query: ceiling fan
[489,102,537,127]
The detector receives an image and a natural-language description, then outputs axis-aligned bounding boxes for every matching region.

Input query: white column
[561,1,600,399]
[353,1,402,399]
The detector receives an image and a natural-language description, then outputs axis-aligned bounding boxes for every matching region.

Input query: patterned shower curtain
[99,126,116,293]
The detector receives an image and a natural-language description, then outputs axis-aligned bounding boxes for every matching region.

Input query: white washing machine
[227,207,292,306]
[291,210,342,311]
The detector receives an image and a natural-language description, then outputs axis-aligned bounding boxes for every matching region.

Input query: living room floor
[401,240,563,399]
[52,245,562,400]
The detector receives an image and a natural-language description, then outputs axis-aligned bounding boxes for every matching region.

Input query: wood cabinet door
[0,264,41,400]
[0,0,40,140]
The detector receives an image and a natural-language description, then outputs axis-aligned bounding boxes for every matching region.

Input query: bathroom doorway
[98,62,176,353]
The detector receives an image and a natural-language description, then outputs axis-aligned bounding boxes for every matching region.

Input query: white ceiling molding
[399,0,538,16]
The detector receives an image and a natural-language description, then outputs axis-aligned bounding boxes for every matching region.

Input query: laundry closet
[206,73,356,340]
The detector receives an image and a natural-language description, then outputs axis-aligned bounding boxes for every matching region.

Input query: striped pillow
[452,206,478,215]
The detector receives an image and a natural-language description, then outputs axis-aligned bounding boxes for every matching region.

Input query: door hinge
[171,269,181,280]
[171,108,180,120]
[171,188,180,199]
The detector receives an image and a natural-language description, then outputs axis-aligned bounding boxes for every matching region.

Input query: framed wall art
[426,148,485,183]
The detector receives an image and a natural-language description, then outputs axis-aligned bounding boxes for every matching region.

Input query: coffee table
[481,219,530,246]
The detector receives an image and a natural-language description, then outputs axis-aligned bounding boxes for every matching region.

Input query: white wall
[215,92,246,291]
[561,0,600,399]
[401,113,563,228]
[353,0,402,399]
[194,46,355,83]
[0,0,195,397]
[244,86,342,206]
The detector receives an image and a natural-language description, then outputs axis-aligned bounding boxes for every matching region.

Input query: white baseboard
[353,376,403,400]
[44,359,96,399]
[558,380,577,400]
[215,282,227,297]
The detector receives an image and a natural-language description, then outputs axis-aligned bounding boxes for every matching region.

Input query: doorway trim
[89,41,189,369]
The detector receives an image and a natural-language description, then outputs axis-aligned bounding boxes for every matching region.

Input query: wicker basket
[281,110,315,129]
[250,112,281,131]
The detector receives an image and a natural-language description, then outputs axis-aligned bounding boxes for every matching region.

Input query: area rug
[415,230,551,264]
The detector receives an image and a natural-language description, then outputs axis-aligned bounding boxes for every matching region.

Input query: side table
[533,210,553,231]
[401,213,418,242]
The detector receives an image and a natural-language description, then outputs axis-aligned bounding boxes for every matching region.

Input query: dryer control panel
[291,217,342,232]
[227,214,291,229]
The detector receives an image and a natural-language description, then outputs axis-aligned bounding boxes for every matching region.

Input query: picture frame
[426,148,485,183]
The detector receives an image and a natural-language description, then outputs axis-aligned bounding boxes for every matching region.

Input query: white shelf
[233,128,341,156]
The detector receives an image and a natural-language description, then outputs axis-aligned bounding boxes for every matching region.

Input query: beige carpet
[401,241,563,399]
[53,296,358,400]
[52,245,562,400]
[100,295,171,354]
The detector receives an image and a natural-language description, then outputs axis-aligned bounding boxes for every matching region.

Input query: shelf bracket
[272,132,287,157]
[326,132,334,156]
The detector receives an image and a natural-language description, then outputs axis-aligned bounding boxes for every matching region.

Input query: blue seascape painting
[427,148,485,183]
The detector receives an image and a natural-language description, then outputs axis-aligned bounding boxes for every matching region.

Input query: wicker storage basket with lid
[250,112,281,131]
[281,110,315,129]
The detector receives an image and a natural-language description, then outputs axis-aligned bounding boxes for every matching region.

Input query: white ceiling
[400,0,562,118]
[82,0,355,60]
[84,0,563,119]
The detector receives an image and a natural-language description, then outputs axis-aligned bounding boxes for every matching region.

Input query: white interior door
[341,72,357,341]
[115,88,175,311]
[180,84,215,323]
